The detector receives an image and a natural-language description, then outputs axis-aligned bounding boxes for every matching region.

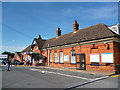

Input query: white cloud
[12,40,15,42]
[63,5,118,20]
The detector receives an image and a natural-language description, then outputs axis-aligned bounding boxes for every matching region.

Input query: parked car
[13,60,24,65]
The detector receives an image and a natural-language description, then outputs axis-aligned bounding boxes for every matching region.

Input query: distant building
[14,52,21,61]
[18,20,120,73]
[108,24,120,35]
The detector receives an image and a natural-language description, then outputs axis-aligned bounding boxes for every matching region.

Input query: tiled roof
[21,45,32,52]
[21,39,46,52]
[34,38,46,49]
[15,52,21,59]
[42,23,119,48]
[21,23,119,52]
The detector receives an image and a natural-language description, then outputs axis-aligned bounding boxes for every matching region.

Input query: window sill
[59,62,64,64]
[90,64,100,66]
[54,62,58,63]
[70,63,76,64]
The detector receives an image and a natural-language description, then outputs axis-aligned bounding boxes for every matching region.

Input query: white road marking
[30,68,110,89]
[30,68,94,80]
[30,68,38,71]
[91,76,109,81]
[30,68,109,81]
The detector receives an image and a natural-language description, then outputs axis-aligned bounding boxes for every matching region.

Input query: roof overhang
[23,52,40,55]
[42,37,120,50]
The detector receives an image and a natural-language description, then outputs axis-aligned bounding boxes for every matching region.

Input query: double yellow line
[106,73,120,77]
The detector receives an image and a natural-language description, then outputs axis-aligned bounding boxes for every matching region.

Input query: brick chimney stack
[73,20,79,31]
[38,35,42,39]
[56,26,61,37]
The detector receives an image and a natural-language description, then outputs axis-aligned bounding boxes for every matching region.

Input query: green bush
[36,62,39,66]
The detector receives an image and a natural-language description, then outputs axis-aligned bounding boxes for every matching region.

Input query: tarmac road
[1,65,119,90]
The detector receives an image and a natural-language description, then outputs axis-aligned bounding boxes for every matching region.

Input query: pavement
[1,65,120,89]
[8,65,112,75]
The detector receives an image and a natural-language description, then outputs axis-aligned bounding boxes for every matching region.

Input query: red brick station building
[14,20,120,73]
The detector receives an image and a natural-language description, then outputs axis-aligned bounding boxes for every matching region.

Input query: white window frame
[71,50,76,64]
[60,51,63,63]
[54,52,57,63]
[50,52,52,62]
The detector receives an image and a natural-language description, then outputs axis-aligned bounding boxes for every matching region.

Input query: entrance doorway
[76,54,86,70]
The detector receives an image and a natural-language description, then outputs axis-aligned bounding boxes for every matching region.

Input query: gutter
[42,36,119,50]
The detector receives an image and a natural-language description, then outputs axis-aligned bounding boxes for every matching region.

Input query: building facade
[14,52,21,62]
[20,20,120,73]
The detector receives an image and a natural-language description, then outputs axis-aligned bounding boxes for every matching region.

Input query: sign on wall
[90,54,100,62]
[64,55,69,62]
[0,54,8,59]
[101,53,113,63]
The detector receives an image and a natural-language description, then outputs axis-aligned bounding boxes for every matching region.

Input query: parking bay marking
[30,68,109,81]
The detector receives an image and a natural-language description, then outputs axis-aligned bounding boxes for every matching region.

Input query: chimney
[73,20,79,31]
[38,35,42,39]
[56,26,61,37]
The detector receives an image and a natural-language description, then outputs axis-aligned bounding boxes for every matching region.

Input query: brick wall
[21,41,119,73]
[43,41,118,73]
[113,41,120,73]
[14,53,21,61]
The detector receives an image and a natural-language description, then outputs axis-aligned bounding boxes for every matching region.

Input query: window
[35,46,38,50]
[54,52,57,63]
[93,44,95,49]
[28,55,31,60]
[60,52,63,63]
[43,53,45,56]
[71,50,76,63]
[64,55,69,62]
[50,52,52,62]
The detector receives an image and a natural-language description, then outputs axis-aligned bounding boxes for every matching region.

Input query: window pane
[54,52,57,62]
[71,51,76,63]
[50,52,52,62]
[43,53,45,56]
[60,52,63,63]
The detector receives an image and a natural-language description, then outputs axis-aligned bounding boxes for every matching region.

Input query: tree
[2,51,15,58]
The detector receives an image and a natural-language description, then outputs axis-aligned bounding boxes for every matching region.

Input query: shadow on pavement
[64,76,110,90]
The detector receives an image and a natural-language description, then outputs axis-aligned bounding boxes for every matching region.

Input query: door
[80,54,86,70]
[76,54,86,70]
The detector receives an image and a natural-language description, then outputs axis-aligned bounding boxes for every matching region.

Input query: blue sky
[2,2,118,53]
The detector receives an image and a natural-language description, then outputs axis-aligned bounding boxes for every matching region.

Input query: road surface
[1,65,119,90]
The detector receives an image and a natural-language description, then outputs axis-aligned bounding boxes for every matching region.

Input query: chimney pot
[73,20,79,31]
[38,35,42,39]
[56,26,61,37]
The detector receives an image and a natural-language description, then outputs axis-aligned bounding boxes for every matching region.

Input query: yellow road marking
[106,73,115,76]
[112,75,120,77]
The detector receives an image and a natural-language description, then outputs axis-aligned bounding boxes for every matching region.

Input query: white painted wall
[108,24,120,35]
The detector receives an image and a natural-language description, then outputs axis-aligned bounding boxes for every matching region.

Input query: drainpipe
[48,49,50,67]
